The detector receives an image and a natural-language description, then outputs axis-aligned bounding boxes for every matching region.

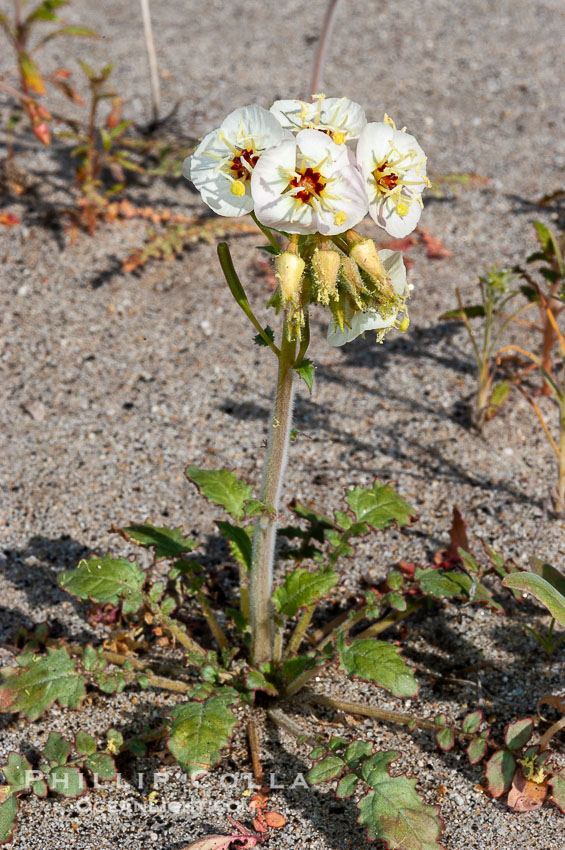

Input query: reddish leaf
[32,123,51,146]
[0,214,20,226]
[507,767,547,811]
[417,227,452,259]
[264,812,286,828]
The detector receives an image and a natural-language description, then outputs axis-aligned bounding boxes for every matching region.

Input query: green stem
[251,211,282,254]
[284,606,314,658]
[149,603,208,657]
[196,590,230,651]
[295,312,311,367]
[355,600,425,640]
[217,242,281,356]
[251,320,296,664]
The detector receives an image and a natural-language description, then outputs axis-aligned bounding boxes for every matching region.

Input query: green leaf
[85,753,116,780]
[534,220,556,256]
[504,718,533,750]
[336,773,359,798]
[243,498,273,518]
[32,779,48,797]
[357,751,444,849]
[47,766,85,797]
[462,710,482,735]
[306,755,344,785]
[167,690,240,780]
[2,753,33,792]
[294,359,315,393]
[186,466,252,520]
[245,670,277,696]
[75,730,96,756]
[115,523,196,560]
[0,796,18,844]
[281,654,320,685]
[486,749,515,797]
[415,567,503,612]
[345,480,415,530]
[272,568,339,618]
[549,771,565,813]
[529,558,565,597]
[25,0,68,25]
[502,572,565,626]
[58,556,145,614]
[82,644,106,673]
[216,521,252,569]
[466,737,488,764]
[254,325,275,346]
[337,634,418,697]
[487,380,511,414]
[436,727,455,751]
[344,741,373,770]
[439,304,486,320]
[42,732,71,766]
[0,648,86,721]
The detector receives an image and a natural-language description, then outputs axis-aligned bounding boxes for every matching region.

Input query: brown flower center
[289,167,327,204]
[230,148,259,181]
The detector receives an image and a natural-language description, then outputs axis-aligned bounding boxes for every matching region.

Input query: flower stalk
[251,318,297,664]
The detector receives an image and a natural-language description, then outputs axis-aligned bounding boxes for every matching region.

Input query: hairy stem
[284,606,314,658]
[196,589,230,651]
[251,322,296,664]
[64,643,192,693]
[267,707,316,746]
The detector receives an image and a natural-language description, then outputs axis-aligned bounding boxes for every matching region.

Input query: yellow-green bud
[350,238,389,286]
[275,252,305,305]
[339,256,368,309]
[311,248,341,304]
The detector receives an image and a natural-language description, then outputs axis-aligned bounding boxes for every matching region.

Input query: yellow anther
[230,180,246,197]
[399,316,410,332]
[396,199,410,217]
[333,131,346,145]
[383,113,397,130]
[334,210,347,226]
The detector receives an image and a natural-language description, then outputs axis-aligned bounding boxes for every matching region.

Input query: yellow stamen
[395,199,410,217]
[333,131,346,145]
[333,211,347,226]
[231,180,246,197]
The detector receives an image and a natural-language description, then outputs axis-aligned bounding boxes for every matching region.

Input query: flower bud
[339,256,368,309]
[275,251,305,305]
[349,238,389,285]
[311,248,341,304]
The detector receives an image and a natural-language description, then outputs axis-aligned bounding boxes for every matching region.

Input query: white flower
[182,105,290,216]
[327,249,409,346]
[270,94,366,144]
[356,117,429,237]
[250,129,368,236]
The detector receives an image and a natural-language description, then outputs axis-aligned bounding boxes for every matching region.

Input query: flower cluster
[183,95,429,346]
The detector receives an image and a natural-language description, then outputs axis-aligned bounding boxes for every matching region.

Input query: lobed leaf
[272,568,339,618]
[337,634,418,697]
[306,756,344,785]
[216,521,252,569]
[294,359,315,393]
[58,556,145,614]
[357,752,444,849]
[186,466,253,520]
[345,480,415,530]
[114,523,196,560]
[168,689,240,780]
[0,648,86,721]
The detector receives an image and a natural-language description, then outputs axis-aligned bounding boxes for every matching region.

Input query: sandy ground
[1,1,565,848]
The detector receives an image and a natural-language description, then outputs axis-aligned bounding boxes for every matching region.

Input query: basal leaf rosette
[270,93,367,144]
[356,116,430,237]
[251,128,368,235]
[183,105,290,216]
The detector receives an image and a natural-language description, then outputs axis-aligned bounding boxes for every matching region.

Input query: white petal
[269,99,307,133]
[370,198,422,238]
[221,105,289,151]
[356,123,394,173]
[379,249,407,294]
[182,155,192,181]
[319,97,367,138]
[327,308,396,347]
